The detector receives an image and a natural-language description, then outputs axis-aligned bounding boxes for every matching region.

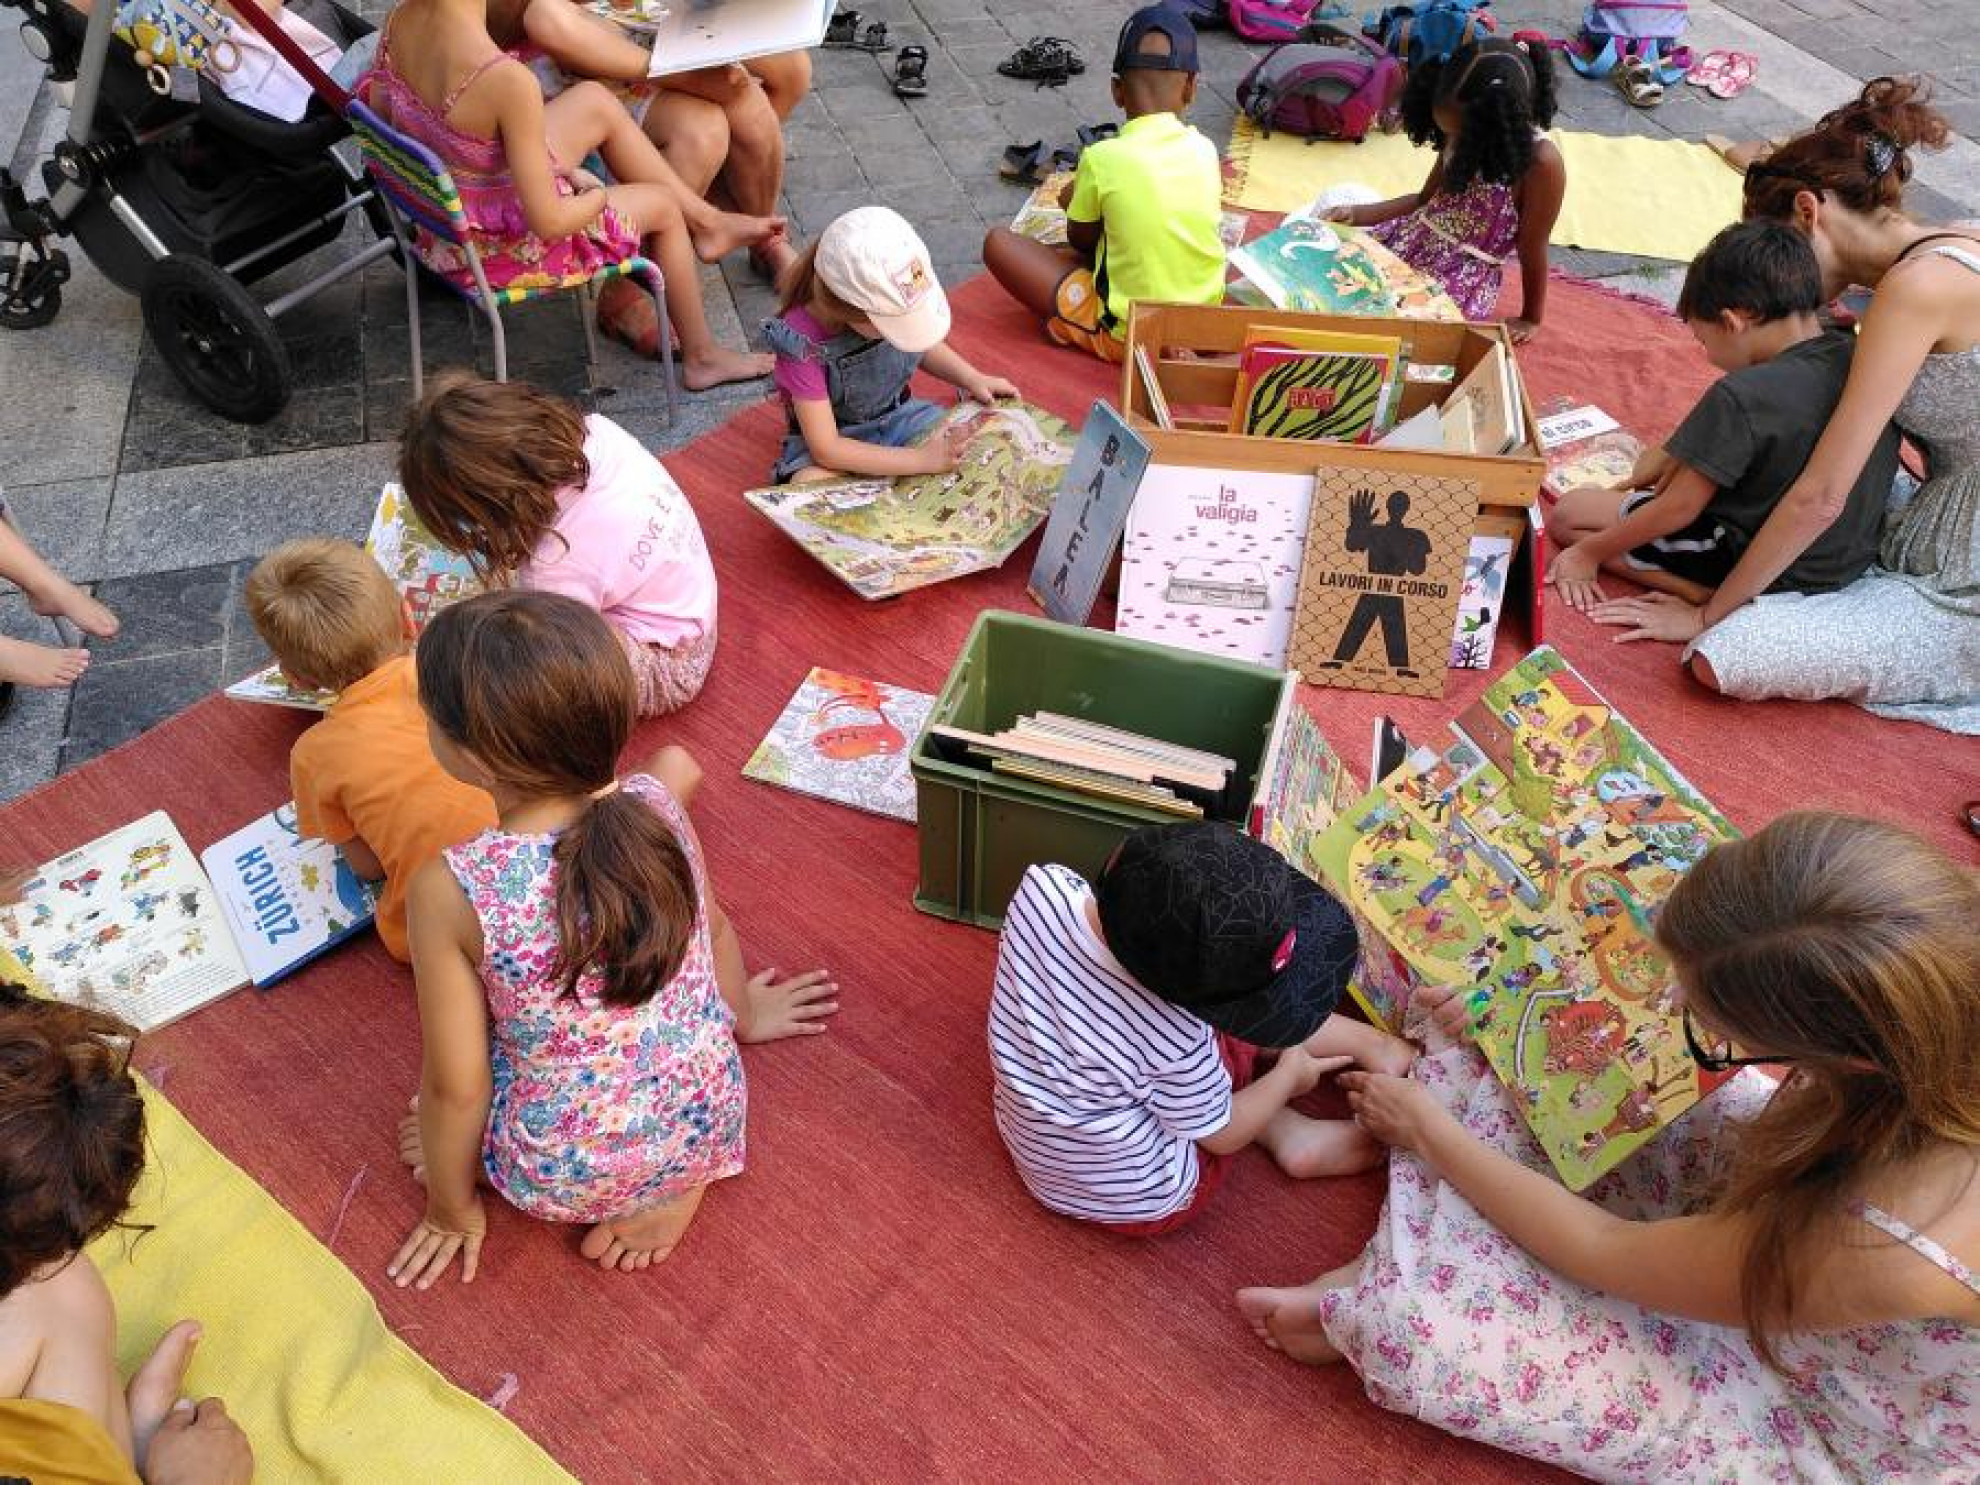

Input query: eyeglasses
[1681,1008,1779,1072]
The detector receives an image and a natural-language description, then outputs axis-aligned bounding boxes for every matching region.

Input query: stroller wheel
[0,279,60,330]
[140,255,292,424]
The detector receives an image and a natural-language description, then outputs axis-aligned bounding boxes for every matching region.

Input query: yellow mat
[86,1083,572,1482]
[1226,117,1744,263]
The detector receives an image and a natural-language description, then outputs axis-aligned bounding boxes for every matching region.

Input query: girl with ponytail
[1326,37,1565,339]
[389,590,836,1287]
[1240,811,1980,1479]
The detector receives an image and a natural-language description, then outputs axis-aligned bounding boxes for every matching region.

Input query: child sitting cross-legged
[988,823,1414,1236]
[243,539,497,965]
[1547,221,1901,613]
[399,374,719,716]
[767,207,1017,484]
[388,590,837,1286]
[981,5,1225,363]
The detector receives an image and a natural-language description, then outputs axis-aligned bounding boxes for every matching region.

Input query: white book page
[646,0,835,76]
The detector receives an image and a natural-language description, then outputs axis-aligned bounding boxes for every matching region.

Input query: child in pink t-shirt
[398,373,718,715]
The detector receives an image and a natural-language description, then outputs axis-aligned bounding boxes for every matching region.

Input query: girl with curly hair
[1328,38,1565,340]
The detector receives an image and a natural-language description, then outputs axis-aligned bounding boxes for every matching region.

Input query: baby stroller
[0,0,394,421]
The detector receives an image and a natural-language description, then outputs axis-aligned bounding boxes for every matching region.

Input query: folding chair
[343,99,677,423]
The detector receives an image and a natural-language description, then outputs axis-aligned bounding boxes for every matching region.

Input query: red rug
[5,274,1973,1483]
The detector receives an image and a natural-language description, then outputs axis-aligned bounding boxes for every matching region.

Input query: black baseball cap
[1095,822,1357,1048]
[1113,4,1200,77]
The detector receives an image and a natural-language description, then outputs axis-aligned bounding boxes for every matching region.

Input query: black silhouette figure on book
[1320,488,1431,678]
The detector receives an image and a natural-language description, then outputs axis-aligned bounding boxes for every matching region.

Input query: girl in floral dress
[1239,812,1980,1482]
[1328,39,1565,341]
[387,591,837,1286]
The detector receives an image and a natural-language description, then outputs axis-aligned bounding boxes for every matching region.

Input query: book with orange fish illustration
[742,668,936,823]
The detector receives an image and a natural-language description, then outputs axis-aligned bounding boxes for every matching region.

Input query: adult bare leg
[607,180,772,388]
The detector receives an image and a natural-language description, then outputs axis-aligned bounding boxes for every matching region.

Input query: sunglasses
[1681,1007,1779,1072]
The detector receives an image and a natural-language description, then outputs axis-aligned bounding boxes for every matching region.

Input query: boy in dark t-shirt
[1545,221,1900,611]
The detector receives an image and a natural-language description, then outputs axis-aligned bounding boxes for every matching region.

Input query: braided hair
[1400,38,1558,194]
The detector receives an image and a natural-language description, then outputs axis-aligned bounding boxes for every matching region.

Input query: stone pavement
[1,0,1975,801]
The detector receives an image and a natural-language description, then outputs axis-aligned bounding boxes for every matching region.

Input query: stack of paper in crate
[927,714,1236,819]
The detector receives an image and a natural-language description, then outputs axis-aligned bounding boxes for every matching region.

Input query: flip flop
[893,44,929,99]
[1615,56,1663,108]
[1686,49,1731,88]
[1709,52,1757,100]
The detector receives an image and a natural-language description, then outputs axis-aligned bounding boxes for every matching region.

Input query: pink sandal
[1709,52,1757,100]
[1685,49,1731,89]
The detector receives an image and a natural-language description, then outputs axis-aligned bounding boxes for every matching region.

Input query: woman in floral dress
[1239,812,1980,1482]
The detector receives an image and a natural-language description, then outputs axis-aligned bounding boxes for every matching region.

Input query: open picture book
[641,0,837,75]
[1308,647,1741,1190]
[743,669,934,823]
[202,805,378,987]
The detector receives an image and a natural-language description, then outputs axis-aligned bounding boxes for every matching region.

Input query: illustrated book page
[0,813,248,1032]
[201,805,379,987]
[743,668,935,822]
[1449,514,1522,670]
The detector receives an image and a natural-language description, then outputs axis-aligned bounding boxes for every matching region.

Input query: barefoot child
[0,501,118,692]
[988,823,1413,1236]
[242,539,498,962]
[767,207,1017,483]
[399,374,719,715]
[1326,38,1564,340]
[389,591,836,1286]
[1546,222,1900,612]
[0,987,254,1483]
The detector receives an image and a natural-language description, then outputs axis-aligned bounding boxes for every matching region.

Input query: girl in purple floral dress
[1240,812,1980,1481]
[1330,39,1566,340]
[387,590,836,1287]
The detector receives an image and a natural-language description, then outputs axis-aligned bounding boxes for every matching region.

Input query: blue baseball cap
[1113,4,1199,77]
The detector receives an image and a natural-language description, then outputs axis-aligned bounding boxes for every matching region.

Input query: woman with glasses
[1238,812,1979,1482]
[1589,78,1980,747]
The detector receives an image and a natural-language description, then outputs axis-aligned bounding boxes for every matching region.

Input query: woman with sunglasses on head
[1590,78,1980,745]
[1239,811,1980,1482]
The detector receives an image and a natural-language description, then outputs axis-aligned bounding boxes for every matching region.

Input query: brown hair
[775,237,860,322]
[243,538,405,692]
[0,985,148,1299]
[1743,77,1952,223]
[415,590,698,1008]
[1655,811,1980,1369]
[397,372,588,581]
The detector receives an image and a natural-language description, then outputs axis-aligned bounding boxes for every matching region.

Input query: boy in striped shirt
[988,823,1415,1235]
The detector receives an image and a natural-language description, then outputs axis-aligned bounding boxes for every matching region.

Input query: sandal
[1686,48,1731,88]
[893,44,929,99]
[999,139,1048,184]
[1049,143,1082,175]
[1075,122,1119,150]
[823,11,892,52]
[997,36,1084,88]
[1615,56,1663,108]
[1709,51,1757,100]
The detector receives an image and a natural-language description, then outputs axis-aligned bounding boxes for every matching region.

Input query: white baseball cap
[815,206,951,354]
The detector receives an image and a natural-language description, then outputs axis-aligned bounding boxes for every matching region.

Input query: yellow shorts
[1046,267,1126,364]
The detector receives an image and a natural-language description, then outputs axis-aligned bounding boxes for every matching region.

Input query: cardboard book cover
[1287,466,1478,697]
[745,401,1077,601]
[0,813,248,1032]
[1230,326,1401,444]
[1028,401,1152,626]
[743,668,935,823]
[1115,462,1318,669]
[201,805,378,988]
[1307,646,1741,1190]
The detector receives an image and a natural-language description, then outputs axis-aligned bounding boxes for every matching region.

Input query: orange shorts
[1045,267,1126,364]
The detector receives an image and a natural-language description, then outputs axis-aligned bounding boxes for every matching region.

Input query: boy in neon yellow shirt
[983,6,1225,362]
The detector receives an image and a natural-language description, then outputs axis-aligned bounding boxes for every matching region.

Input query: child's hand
[565,164,607,195]
[966,374,1020,404]
[1505,317,1540,345]
[1321,205,1357,224]
[1412,981,1477,1042]
[1625,443,1673,493]
[738,967,839,1043]
[1277,1046,1355,1099]
[388,1197,486,1290]
[1548,543,1607,613]
[912,428,971,475]
[1339,1070,1446,1154]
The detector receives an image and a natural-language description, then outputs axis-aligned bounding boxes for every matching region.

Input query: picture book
[743,669,935,823]
[1449,513,1522,670]
[1287,465,1478,697]
[925,713,1231,819]
[744,401,1077,601]
[224,482,482,710]
[642,0,835,75]
[1308,647,1742,1190]
[1248,699,1357,871]
[1028,402,1152,626]
[1538,401,1645,499]
[1135,347,1175,431]
[0,814,249,1032]
[1228,217,1399,316]
[200,806,378,987]
[1229,327,1401,444]
[1439,344,1521,456]
[1535,404,1619,449]
[1010,177,1245,254]
[1115,462,1319,669]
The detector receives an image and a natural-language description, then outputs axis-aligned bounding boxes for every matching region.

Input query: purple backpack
[1235,31,1403,143]
[1229,0,1333,44]
[1570,1,1691,82]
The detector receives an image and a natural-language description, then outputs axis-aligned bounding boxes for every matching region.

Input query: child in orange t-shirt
[242,539,496,961]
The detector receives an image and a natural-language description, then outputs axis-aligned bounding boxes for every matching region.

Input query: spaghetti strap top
[1856,1201,1980,1296]
[440,51,511,116]
[1892,232,1980,277]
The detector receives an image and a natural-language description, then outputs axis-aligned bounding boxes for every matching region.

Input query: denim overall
[764,315,946,482]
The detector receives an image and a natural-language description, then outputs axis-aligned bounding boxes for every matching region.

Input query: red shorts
[1100,1032,1261,1238]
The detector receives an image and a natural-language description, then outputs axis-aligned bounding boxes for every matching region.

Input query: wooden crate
[1116,301,1547,513]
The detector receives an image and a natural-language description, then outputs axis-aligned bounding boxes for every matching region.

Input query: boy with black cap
[989,823,1415,1235]
[981,5,1226,363]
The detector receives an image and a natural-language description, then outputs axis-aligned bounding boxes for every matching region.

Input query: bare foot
[25,574,119,639]
[1257,1109,1383,1179]
[689,209,785,264]
[127,1319,202,1466]
[578,1184,706,1272]
[397,1096,426,1188]
[681,346,774,391]
[1235,1283,1345,1365]
[0,635,90,688]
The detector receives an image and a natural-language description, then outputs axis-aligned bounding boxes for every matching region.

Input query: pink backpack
[1234,29,1403,143]
[1229,0,1335,44]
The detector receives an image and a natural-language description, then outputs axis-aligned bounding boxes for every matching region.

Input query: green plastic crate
[911,610,1297,927]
